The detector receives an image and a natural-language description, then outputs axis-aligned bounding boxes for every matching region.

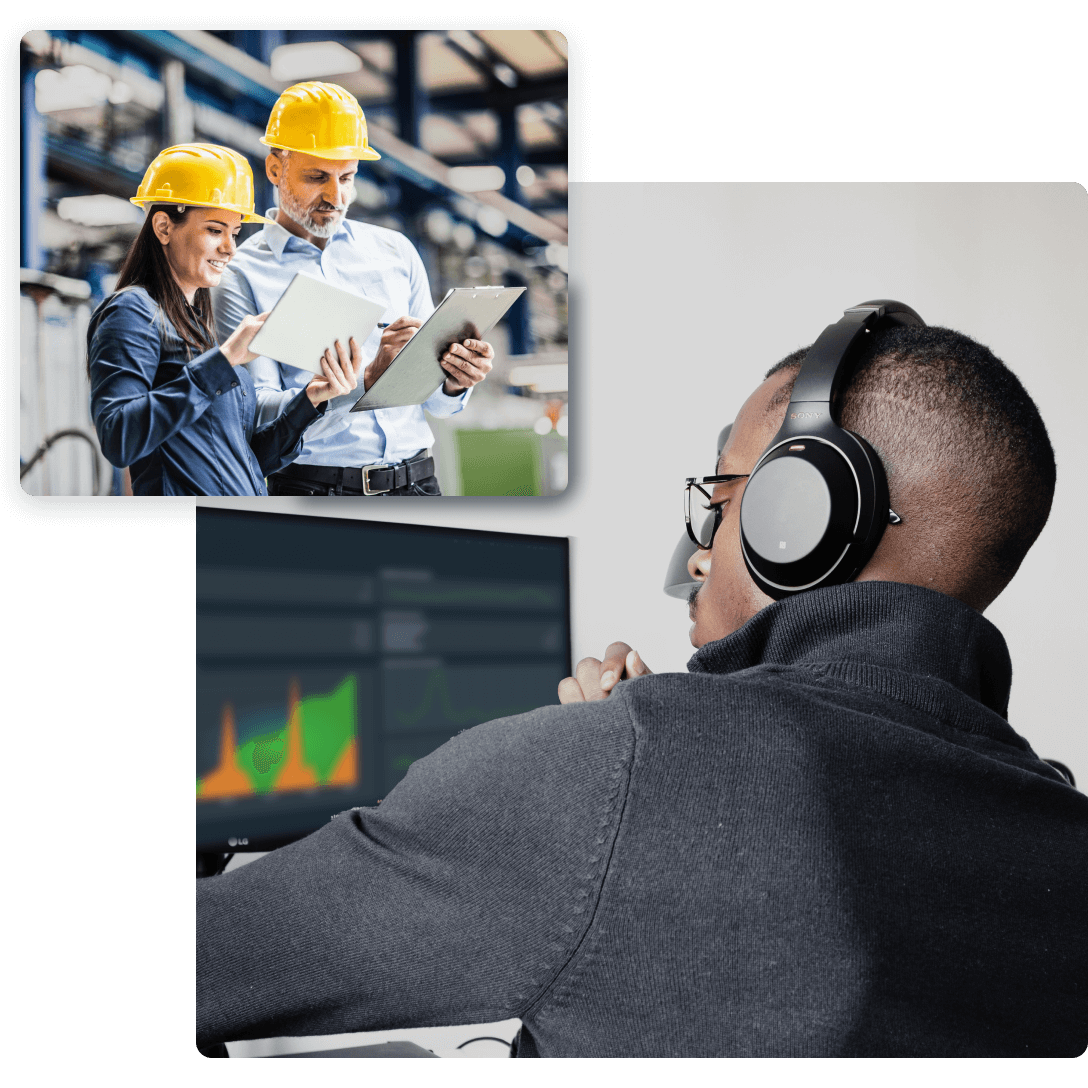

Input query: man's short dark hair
[764,325,1056,603]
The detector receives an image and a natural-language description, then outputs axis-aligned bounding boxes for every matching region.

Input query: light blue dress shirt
[211,210,469,468]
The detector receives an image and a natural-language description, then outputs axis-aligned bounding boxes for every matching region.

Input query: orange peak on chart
[197,675,358,800]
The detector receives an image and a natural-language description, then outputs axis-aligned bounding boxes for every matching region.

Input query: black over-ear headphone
[738,299,925,600]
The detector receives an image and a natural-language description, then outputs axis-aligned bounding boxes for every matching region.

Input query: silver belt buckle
[361,464,392,496]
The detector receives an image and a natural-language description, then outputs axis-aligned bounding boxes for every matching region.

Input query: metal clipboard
[350,285,525,411]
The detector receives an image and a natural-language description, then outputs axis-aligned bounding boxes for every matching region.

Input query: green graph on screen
[197,675,358,799]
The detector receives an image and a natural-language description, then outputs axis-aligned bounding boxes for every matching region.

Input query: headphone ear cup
[739,441,857,599]
[839,427,890,576]
[739,430,889,599]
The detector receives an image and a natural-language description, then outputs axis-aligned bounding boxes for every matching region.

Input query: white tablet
[350,286,526,412]
[247,272,385,375]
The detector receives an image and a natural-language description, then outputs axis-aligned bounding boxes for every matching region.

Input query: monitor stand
[197,852,232,878]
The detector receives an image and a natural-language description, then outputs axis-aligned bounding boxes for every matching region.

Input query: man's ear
[265,151,282,186]
[151,210,172,246]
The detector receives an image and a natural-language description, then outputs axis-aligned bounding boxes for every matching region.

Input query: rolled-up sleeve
[89,291,235,468]
[423,382,471,417]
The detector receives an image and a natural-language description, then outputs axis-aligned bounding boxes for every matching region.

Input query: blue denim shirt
[89,286,323,495]
[211,212,469,468]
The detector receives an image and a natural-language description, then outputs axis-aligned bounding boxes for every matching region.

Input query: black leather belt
[276,452,434,495]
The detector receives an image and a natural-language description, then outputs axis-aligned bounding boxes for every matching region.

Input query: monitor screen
[196,507,571,852]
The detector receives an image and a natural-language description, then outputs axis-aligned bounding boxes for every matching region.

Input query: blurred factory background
[19,29,568,496]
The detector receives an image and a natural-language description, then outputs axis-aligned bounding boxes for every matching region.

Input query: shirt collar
[687,581,1013,719]
[259,209,355,260]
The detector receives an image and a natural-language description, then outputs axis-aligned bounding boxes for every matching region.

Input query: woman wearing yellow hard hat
[88,143,362,495]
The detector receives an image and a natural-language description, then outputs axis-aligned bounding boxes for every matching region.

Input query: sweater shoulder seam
[514,697,639,1022]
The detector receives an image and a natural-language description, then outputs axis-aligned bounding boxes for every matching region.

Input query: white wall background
[203,186,1088,1060]
[197,185,1088,782]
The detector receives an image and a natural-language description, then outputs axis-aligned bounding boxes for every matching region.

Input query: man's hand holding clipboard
[351,285,524,412]
[364,317,494,396]
[437,335,495,394]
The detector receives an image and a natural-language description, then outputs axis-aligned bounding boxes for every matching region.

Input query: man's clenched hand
[558,642,653,703]
[440,338,494,395]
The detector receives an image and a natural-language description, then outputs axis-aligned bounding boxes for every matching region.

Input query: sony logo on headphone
[790,411,823,419]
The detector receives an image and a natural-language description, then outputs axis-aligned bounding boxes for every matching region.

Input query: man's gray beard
[277,185,344,239]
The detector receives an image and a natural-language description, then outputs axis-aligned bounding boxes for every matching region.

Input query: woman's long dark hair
[114,203,218,357]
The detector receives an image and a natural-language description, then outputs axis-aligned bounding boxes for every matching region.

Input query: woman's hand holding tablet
[220,311,271,367]
[305,337,365,406]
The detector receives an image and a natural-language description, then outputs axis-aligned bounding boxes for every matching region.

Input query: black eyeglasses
[684,474,750,550]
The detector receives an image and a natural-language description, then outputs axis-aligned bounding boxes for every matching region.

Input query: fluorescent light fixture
[516,164,536,187]
[57,194,145,227]
[35,65,113,113]
[508,364,569,394]
[22,30,52,53]
[451,222,476,251]
[270,42,363,82]
[353,178,385,210]
[544,243,568,273]
[107,80,133,105]
[476,206,509,238]
[424,209,454,244]
[448,165,506,192]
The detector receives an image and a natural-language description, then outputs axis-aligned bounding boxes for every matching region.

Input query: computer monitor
[196,507,571,853]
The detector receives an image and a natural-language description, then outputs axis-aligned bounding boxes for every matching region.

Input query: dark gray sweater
[197,582,1087,1056]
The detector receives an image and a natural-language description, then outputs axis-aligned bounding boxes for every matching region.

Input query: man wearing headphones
[197,304,1087,1056]
[212,82,495,496]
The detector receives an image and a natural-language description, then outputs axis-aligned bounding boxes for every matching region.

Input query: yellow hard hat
[130,144,273,224]
[260,81,381,161]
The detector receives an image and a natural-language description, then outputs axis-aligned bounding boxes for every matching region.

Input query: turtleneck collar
[687,581,1012,719]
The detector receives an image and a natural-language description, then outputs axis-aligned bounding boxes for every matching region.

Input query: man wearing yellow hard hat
[212,81,494,496]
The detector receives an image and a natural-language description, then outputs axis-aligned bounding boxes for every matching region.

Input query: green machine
[454,428,544,496]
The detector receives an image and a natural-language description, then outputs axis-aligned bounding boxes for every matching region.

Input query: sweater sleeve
[88,289,237,468]
[196,699,635,1047]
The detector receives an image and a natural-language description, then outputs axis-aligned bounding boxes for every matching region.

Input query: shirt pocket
[354,259,411,319]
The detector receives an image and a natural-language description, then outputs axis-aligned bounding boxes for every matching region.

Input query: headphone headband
[785,300,925,427]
